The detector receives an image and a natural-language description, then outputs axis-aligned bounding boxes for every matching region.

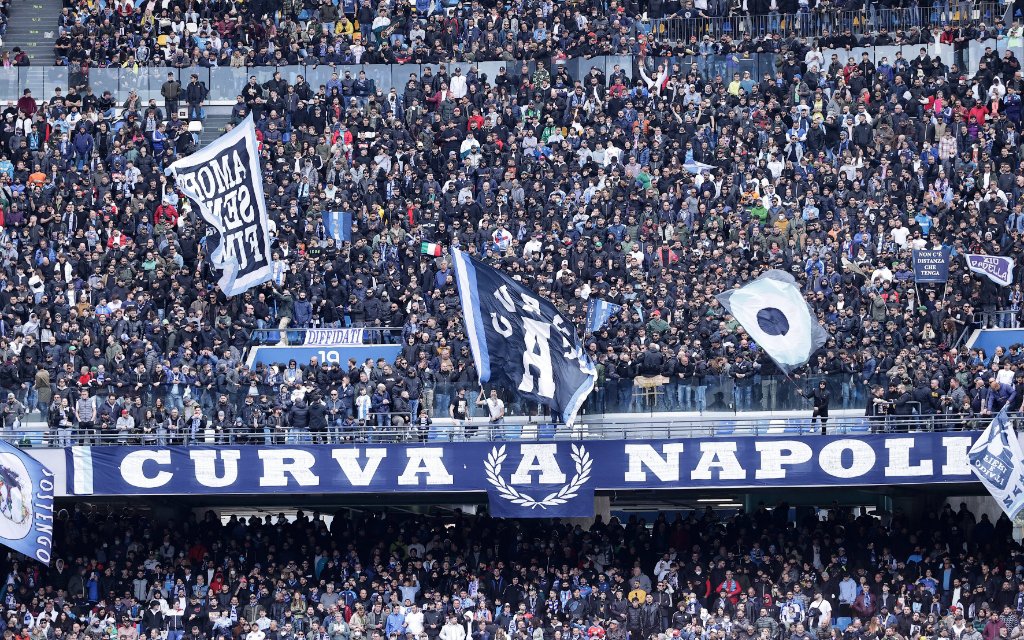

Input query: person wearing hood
[72,124,93,170]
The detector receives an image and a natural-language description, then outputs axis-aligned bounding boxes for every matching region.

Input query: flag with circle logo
[715,270,829,373]
[0,440,54,564]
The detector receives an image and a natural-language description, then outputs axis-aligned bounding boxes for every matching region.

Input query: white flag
[969,405,1024,520]
[715,270,829,373]
[166,115,273,297]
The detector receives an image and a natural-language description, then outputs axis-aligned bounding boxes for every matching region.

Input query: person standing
[449,388,469,441]
[185,73,208,122]
[161,72,181,117]
[476,388,505,440]
[74,388,97,445]
[799,380,831,435]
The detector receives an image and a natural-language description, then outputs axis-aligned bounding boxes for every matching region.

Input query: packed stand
[0,0,1022,444]
[1,503,1022,640]
[50,0,1001,69]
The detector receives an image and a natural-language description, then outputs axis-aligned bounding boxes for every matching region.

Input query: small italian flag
[421,242,443,257]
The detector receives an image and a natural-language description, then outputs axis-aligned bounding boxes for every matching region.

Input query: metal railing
[8,412,986,447]
[648,2,1004,41]
[15,373,960,432]
[973,310,1022,329]
[0,57,638,104]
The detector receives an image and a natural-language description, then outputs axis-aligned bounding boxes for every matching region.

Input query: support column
[566,496,612,527]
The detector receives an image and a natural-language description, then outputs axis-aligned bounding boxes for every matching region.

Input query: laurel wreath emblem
[484,444,592,509]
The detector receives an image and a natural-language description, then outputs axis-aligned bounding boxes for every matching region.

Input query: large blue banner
[69,434,978,517]
[912,249,951,283]
[0,441,54,564]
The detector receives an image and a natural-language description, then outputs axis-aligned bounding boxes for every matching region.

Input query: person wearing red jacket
[154,200,179,228]
[717,571,742,605]
[968,103,990,124]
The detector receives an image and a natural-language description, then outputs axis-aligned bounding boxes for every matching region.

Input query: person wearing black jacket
[890,383,917,432]
[625,599,643,640]
[288,398,311,442]
[639,343,664,377]
[799,380,831,435]
[609,591,629,627]
[185,73,208,122]
[640,595,661,637]
[142,600,164,634]
[653,583,673,630]
[422,602,443,640]
[614,353,637,413]
[307,395,328,444]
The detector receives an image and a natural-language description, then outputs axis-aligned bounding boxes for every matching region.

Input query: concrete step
[198,115,234,146]
[5,0,61,65]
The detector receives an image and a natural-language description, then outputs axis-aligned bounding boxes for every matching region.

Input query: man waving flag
[451,247,596,428]
[715,269,829,373]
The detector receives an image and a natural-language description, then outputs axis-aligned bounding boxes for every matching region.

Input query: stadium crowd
[48,0,1003,69]
[1,503,1022,640]
[0,0,1023,443]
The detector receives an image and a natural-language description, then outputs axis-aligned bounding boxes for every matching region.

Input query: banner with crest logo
[0,441,54,564]
[969,406,1024,520]
[484,444,594,518]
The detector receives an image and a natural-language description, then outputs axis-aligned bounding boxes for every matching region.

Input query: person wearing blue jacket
[385,604,406,637]
[72,124,93,170]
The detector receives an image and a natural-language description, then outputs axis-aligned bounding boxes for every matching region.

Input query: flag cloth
[715,269,829,373]
[166,114,273,297]
[421,242,443,257]
[451,247,596,429]
[0,440,54,564]
[322,211,352,244]
[966,254,1015,287]
[586,299,622,333]
[969,405,1024,520]
[912,248,951,283]
[683,161,716,175]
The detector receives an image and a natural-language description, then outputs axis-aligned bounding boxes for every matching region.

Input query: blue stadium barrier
[968,328,1024,355]
[248,345,403,368]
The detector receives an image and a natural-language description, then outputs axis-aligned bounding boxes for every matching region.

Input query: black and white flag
[166,115,272,297]
[716,269,829,373]
[451,247,596,428]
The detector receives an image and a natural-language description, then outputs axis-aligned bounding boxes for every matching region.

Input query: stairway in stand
[5,0,59,65]
[198,113,233,147]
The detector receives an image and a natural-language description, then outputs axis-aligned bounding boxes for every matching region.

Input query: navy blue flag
[451,247,596,428]
[323,211,352,244]
[0,441,54,564]
[912,249,951,283]
[586,299,622,333]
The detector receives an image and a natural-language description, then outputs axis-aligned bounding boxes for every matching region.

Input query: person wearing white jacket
[450,68,467,99]
[162,590,187,640]
[439,614,466,640]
